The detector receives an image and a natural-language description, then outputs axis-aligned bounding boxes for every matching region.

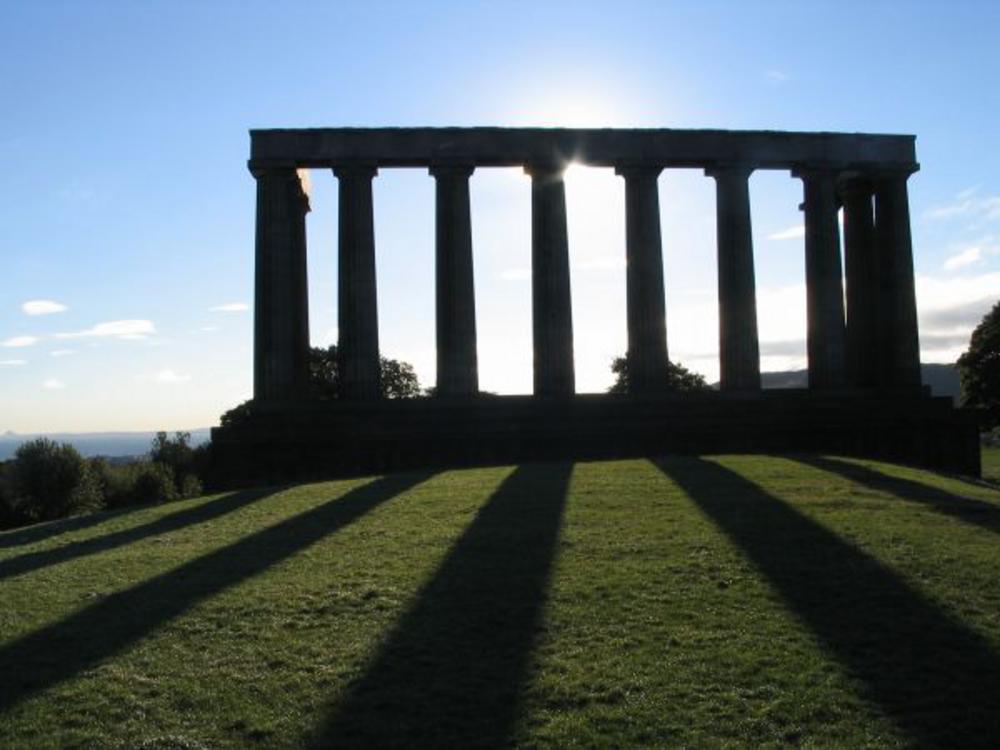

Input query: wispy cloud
[926,187,1000,222]
[767,224,805,241]
[155,369,191,384]
[765,69,790,84]
[943,246,982,271]
[21,299,67,316]
[55,319,155,340]
[42,378,65,390]
[2,336,38,348]
[209,303,249,313]
[49,349,76,357]
[0,359,26,366]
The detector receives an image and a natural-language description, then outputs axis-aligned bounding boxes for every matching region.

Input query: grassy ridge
[1,455,999,748]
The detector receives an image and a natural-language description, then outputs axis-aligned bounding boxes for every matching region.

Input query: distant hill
[757,363,961,402]
[0,428,211,461]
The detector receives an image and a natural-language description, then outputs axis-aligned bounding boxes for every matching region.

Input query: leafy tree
[607,355,710,394]
[957,300,1000,427]
[4,438,103,522]
[309,345,420,400]
[149,431,202,499]
[219,346,421,428]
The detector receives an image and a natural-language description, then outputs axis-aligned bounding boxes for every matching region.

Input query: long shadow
[793,455,1000,536]
[0,471,433,715]
[0,506,147,550]
[0,487,281,582]
[655,457,1000,748]
[315,462,572,749]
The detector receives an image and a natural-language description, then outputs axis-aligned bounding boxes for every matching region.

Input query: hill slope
[1,455,999,748]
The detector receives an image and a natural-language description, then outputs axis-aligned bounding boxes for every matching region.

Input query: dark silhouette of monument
[211,127,980,481]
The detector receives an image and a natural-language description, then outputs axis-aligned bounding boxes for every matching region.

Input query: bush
[5,438,103,522]
[131,462,180,505]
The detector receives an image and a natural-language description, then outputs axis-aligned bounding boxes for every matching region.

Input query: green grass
[1,454,999,748]
[983,446,1000,482]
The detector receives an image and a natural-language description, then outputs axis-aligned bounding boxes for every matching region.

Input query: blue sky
[1,1,998,432]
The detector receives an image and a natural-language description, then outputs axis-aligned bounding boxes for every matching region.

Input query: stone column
[840,178,880,388]
[334,164,380,400]
[431,163,479,396]
[874,168,922,390]
[796,167,847,390]
[251,165,311,402]
[707,164,761,391]
[617,164,669,394]
[527,162,575,397]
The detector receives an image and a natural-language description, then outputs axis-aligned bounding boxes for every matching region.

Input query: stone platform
[209,392,980,486]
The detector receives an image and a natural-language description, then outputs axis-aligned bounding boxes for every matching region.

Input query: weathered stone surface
[708,165,760,391]
[431,164,479,397]
[251,167,310,401]
[619,165,669,394]
[528,163,575,397]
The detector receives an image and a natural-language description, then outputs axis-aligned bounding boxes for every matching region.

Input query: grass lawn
[983,446,1000,482]
[1,454,999,748]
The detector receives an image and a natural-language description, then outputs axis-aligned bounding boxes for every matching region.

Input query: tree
[4,438,103,522]
[957,300,1000,427]
[308,345,420,400]
[607,355,710,393]
[221,346,421,426]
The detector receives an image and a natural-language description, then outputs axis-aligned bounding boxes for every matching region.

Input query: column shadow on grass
[655,457,1000,748]
[0,487,281,582]
[314,462,572,749]
[0,506,148,550]
[793,455,1000,536]
[0,471,433,715]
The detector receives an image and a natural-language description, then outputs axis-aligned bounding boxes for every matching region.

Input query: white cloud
[209,303,249,313]
[0,359,26,366]
[765,69,790,84]
[500,268,531,281]
[55,319,155,340]
[2,336,38,348]
[43,378,65,389]
[155,369,191,384]
[315,326,339,348]
[767,224,805,241]
[926,188,1000,223]
[21,299,67,316]
[943,246,982,271]
[199,326,220,333]
[916,271,1000,361]
[49,349,76,357]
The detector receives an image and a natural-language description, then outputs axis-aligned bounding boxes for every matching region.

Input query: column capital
[704,162,755,180]
[332,162,378,180]
[791,163,847,181]
[838,175,876,199]
[248,160,298,179]
[429,162,475,179]
[870,163,920,183]
[523,161,566,179]
[614,163,663,179]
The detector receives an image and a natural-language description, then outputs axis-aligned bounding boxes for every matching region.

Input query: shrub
[6,438,103,522]
[131,462,180,505]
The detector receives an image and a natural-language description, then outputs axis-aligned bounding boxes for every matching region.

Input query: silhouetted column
[431,163,479,396]
[617,164,669,394]
[841,178,880,388]
[707,164,761,390]
[875,168,922,390]
[334,164,380,400]
[527,162,575,397]
[251,165,311,402]
[797,167,847,389]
